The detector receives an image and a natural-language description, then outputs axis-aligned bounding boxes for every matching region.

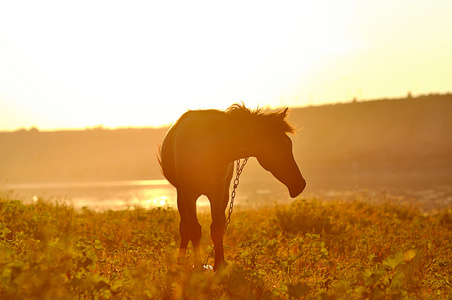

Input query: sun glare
[0,1,451,130]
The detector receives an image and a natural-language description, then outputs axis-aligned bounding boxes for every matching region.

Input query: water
[3,177,451,212]
[3,180,176,211]
[2,178,294,212]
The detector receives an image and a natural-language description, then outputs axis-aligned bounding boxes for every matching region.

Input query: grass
[0,191,451,299]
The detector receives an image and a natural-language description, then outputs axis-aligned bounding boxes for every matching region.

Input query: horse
[159,103,306,270]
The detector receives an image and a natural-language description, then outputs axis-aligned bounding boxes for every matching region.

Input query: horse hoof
[177,257,185,265]
[213,262,227,272]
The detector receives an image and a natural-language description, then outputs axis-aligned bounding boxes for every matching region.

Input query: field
[1,192,451,299]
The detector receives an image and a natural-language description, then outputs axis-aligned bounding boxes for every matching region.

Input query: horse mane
[226,102,296,134]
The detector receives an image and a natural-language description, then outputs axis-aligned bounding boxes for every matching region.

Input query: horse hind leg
[176,190,202,267]
[189,211,202,268]
[177,191,190,265]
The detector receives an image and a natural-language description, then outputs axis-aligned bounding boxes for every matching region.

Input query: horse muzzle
[288,179,306,198]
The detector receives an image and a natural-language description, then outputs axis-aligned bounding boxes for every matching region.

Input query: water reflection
[4,180,178,211]
[3,178,451,212]
[4,179,289,212]
[6,179,169,189]
[129,188,175,210]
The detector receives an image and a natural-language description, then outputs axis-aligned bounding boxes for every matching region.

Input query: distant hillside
[0,128,168,183]
[1,94,451,188]
[289,94,452,181]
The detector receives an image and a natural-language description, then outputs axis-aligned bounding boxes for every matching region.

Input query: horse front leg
[209,190,230,271]
[210,212,226,270]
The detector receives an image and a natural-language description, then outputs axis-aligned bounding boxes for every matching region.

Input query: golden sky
[0,1,451,131]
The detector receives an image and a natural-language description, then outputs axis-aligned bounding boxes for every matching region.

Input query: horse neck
[220,115,250,162]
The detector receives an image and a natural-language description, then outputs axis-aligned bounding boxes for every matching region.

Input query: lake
[3,178,297,212]
[3,177,451,212]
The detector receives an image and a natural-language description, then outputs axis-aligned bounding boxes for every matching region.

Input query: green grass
[0,191,451,299]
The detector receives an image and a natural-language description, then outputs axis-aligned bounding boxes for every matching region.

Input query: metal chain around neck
[225,158,248,233]
[203,158,248,269]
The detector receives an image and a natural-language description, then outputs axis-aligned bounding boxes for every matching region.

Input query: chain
[225,158,248,233]
[203,158,248,268]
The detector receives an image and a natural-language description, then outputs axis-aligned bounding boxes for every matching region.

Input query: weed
[0,193,451,299]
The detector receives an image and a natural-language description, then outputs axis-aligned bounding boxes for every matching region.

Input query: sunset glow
[0,1,451,131]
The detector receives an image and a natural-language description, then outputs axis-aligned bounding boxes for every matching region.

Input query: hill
[288,94,452,189]
[0,127,168,183]
[1,94,451,190]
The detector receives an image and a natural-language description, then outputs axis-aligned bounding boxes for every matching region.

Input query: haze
[1,1,451,131]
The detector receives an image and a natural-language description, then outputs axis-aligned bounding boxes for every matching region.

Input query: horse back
[160,110,231,191]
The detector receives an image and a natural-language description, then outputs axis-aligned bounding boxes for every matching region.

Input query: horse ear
[278,107,289,119]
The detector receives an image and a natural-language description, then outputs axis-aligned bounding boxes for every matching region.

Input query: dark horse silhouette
[159,103,306,270]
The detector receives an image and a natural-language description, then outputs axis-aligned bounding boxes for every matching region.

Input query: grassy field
[0,191,451,299]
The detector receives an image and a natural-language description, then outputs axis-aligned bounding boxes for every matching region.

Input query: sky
[0,0,451,131]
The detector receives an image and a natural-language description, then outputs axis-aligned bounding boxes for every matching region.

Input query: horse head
[241,107,306,198]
